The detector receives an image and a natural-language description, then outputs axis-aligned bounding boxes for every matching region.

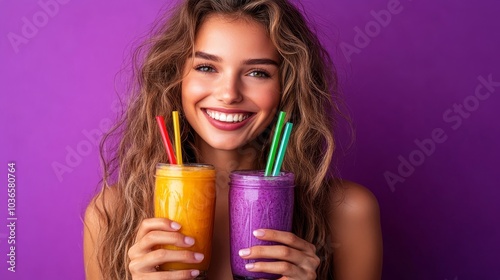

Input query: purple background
[1,0,499,279]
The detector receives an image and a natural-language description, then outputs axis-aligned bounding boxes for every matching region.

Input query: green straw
[264,111,286,176]
[272,122,293,176]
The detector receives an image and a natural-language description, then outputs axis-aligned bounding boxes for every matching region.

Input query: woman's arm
[330,181,383,280]
[83,198,103,279]
[83,187,118,280]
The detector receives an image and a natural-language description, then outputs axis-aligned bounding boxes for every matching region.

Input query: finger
[133,269,201,280]
[129,231,195,258]
[253,229,316,256]
[238,245,306,266]
[154,269,202,279]
[129,231,195,260]
[129,249,204,273]
[135,218,181,242]
[244,261,307,279]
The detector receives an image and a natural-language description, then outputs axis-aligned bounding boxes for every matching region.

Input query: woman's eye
[248,70,270,78]
[195,65,215,73]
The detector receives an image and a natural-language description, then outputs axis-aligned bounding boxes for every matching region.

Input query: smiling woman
[83,0,382,279]
[182,14,281,151]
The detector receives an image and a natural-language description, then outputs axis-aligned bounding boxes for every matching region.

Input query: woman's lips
[202,108,255,131]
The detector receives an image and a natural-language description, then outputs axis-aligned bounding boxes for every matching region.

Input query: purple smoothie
[229,170,294,280]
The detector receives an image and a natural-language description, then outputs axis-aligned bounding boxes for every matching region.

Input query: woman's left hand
[238,229,321,280]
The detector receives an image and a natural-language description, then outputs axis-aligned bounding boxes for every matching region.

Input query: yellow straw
[172,111,183,165]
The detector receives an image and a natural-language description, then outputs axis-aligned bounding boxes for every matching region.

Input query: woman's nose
[214,74,243,104]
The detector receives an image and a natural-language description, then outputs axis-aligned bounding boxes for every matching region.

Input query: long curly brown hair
[93,0,347,279]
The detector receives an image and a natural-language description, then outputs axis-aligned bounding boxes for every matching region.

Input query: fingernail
[184,236,195,245]
[245,263,255,270]
[194,253,205,261]
[253,229,265,237]
[239,248,250,257]
[191,270,200,277]
[171,221,181,230]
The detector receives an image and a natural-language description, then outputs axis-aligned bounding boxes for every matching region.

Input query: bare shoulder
[330,180,380,222]
[329,180,383,280]
[84,185,120,235]
[85,185,120,222]
[83,186,120,279]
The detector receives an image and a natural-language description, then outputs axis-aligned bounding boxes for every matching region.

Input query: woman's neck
[196,137,259,192]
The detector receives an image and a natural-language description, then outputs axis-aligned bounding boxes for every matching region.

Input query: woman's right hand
[128,218,204,279]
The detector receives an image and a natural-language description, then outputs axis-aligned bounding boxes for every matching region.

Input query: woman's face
[181,14,281,151]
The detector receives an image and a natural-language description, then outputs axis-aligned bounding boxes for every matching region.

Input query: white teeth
[205,109,250,123]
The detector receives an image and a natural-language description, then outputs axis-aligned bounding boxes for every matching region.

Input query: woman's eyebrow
[194,51,221,62]
[194,51,279,66]
[243,58,279,66]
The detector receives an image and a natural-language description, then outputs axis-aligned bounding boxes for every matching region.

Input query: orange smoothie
[154,164,216,272]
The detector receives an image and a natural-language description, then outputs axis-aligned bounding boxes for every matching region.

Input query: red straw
[155,116,177,164]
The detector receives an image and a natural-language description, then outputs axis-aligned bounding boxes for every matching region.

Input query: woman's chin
[201,138,251,153]
[208,142,244,152]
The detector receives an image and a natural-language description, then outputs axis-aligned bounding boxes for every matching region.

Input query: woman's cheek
[185,77,211,98]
